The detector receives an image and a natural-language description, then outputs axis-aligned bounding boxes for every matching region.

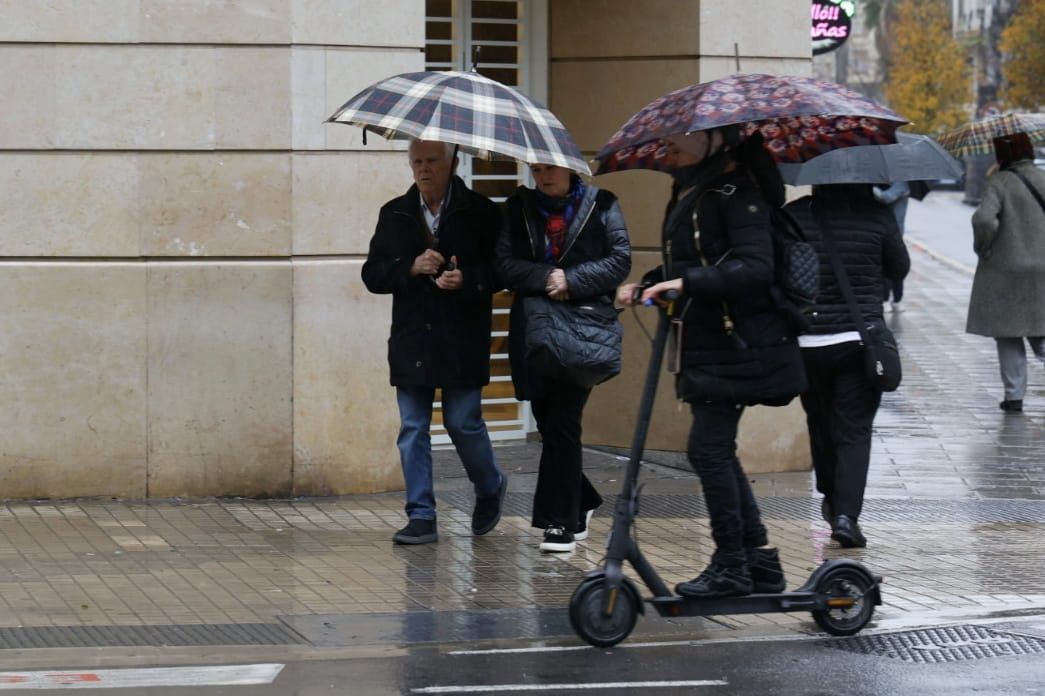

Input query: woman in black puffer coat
[619,128,805,599]
[498,164,631,554]
[783,184,909,549]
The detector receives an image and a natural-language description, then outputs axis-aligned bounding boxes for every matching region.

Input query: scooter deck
[648,591,836,618]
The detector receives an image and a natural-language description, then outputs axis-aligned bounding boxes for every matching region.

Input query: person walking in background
[362,139,507,545]
[497,164,631,553]
[873,180,910,312]
[618,128,804,598]
[784,184,910,548]
[967,133,1045,414]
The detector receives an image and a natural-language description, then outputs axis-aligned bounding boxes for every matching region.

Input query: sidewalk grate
[438,491,1045,522]
[0,623,308,650]
[820,625,1045,663]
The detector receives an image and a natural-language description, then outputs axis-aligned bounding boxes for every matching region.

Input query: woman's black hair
[731,130,785,207]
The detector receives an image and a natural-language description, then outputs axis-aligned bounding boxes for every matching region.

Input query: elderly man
[362,139,507,544]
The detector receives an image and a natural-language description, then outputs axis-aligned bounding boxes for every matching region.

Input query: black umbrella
[777,133,962,186]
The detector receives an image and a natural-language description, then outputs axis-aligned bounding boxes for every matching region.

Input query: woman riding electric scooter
[618,126,806,599]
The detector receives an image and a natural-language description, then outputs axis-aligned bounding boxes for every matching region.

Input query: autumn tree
[883,0,971,133]
[1000,0,1045,110]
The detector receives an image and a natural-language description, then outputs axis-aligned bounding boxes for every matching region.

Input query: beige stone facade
[1,1,811,499]
[0,2,422,498]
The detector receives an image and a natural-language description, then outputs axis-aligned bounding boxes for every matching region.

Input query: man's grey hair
[408,139,457,162]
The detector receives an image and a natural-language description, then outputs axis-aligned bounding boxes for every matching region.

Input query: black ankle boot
[675,550,753,599]
[746,547,786,593]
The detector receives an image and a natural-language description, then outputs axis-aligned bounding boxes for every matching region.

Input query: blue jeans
[396,386,502,521]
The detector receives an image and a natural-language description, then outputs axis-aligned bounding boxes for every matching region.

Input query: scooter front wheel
[569,576,639,648]
[811,565,876,636]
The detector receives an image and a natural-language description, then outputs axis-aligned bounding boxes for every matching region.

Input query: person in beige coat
[967,132,1045,413]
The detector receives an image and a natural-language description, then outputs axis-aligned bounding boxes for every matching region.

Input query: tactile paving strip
[820,624,1045,663]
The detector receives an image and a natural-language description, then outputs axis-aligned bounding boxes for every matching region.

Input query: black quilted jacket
[783,195,910,334]
[497,184,631,400]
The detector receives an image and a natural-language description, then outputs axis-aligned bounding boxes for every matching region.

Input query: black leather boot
[746,547,786,593]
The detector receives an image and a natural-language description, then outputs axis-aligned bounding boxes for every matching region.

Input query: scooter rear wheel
[569,576,639,648]
[811,565,876,636]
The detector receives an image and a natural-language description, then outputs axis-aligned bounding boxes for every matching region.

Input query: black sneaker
[472,474,508,535]
[1000,399,1023,413]
[746,547,786,593]
[393,518,437,545]
[574,508,596,542]
[675,555,753,599]
[539,527,575,553]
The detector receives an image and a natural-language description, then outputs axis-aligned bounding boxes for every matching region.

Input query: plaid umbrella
[595,73,907,174]
[327,70,590,175]
[936,113,1045,159]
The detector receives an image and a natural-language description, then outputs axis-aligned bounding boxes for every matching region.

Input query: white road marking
[412,680,727,693]
[0,664,284,690]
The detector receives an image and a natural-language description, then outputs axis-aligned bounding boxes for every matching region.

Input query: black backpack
[768,206,819,331]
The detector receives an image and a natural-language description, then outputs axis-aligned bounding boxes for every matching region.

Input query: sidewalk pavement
[2,231,1044,657]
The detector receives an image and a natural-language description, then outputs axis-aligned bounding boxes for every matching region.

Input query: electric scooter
[569,296,882,648]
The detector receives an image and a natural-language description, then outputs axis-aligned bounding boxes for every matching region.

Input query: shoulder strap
[814,208,872,348]
[1010,168,1045,215]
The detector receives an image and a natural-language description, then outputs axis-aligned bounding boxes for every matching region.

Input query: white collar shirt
[419,187,451,238]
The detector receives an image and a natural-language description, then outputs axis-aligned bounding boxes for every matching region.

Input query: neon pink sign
[811,0,854,55]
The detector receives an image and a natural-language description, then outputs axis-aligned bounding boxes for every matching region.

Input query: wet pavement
[1,208,1045,690]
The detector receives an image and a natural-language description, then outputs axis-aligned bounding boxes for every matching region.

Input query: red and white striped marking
[0,664,283,689]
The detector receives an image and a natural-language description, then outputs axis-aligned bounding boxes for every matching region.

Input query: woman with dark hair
[968,132,1045,413]
[617,128,805,598]
[498,164,631,553]
[783,184,909,548]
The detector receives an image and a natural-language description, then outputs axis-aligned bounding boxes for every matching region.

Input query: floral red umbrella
[595,73,907,173]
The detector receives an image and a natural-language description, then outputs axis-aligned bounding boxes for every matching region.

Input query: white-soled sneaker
[539,527,575,553]
[574,509,596,542]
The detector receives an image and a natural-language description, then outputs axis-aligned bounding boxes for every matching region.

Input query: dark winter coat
[361,175,499,388]
[497,184,631,400]
[783,195,910,334]
[643,169,805,406]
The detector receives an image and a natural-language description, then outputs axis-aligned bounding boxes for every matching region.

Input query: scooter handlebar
[633,283,680,306]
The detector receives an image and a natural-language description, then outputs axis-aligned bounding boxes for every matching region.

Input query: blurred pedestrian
[873,180,910,311]
[967,132,1045,414]
[618,128,804,597]
[498,164,631,553]
[362,139,507,545]
[784,184,910,548]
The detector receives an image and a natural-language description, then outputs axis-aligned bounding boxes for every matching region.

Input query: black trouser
[530,379,603,532]
[687,401,768,555]
[799,341,882,520]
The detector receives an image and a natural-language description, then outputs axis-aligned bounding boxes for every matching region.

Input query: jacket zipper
[557,197,596,265]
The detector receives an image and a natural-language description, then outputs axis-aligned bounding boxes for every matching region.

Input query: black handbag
[816,212,902,392]
[521,295,623,389]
